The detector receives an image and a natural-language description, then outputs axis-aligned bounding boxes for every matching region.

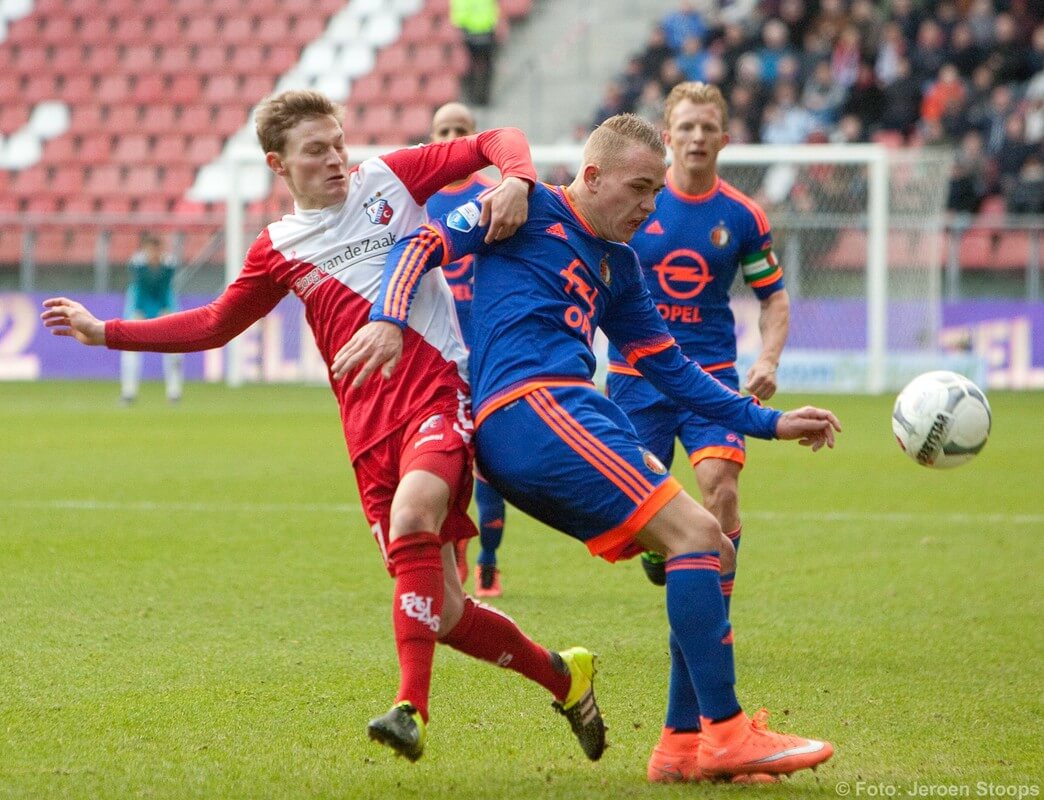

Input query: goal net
[222,143,967,393]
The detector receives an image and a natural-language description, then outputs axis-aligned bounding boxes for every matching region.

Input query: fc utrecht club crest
[710,224,731,248]
[365,196,394,225]
[599,254,612,285]
[640,448,667,475]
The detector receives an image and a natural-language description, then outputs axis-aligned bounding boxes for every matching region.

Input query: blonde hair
[583,113,666,169]
[255,90,344,155]
[663,82,729,130]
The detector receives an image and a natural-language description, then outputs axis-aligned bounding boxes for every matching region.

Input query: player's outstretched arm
[478,175,530,243]
[40,297,106,346]
[331,321,404,387]
[775,406,842,451]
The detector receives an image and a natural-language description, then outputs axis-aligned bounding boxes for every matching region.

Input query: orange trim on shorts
[688,445,746,468]
[526,388,653,504]
[586,477,684,562]
[607,363,642,376]
[474,378,594,428]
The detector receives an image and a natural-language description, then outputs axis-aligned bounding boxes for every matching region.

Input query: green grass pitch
[1,381,1041,799]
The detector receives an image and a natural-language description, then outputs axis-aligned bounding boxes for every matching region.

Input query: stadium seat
[78,16,113,44]
[0,103,31,134]
[39,14,74,45]
[22,74,58,103]
[423,73,459,106]
[122,44,158,74]
[83,164,123,197]
[182,15,221,43]
[376,43,411,75]
[132,74,167,104]
[83,43,119,73]
[230,45,264,75]
[140,105,178,135]
[256,17,291,44]
[176,105,213,136]
[194,45,229,74]
[212,103,250,135]
[336,43,376,80]
[387,74,422,106]
[158,44,193,73]
[124,165,162,194]
[96,74,132,104]
[105,105,140,133]
[204,74,240,103]
[186,135,223,163]
[43,135,78,164]
[59,74,93,104]
[398,105,431,141]
[412,43,450,76]
[221,16,256,44]
[112,16,150,44]
[168,74,203,104]
[112,134,151,164]
[77,133,113,164]
[361,12,402,49]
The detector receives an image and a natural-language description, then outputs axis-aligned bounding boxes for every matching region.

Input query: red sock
[388,531,444,723]
[441,596,571,700]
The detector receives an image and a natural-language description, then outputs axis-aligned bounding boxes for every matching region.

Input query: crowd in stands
[591,0,1044,214]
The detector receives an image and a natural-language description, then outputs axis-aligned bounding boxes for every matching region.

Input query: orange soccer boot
[647,727,779,784]
[699,708,833,779]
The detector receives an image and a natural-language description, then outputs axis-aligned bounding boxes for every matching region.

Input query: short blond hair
[255,90,344,155]
[583,113,666,170]
[663,82,729,130]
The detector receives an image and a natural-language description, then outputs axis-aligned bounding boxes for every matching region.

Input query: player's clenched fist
[775,406,842,451]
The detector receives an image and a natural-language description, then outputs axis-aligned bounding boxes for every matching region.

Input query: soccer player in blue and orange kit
[335,113,839,783]
[607,82,793,779]
[427,102,507,597]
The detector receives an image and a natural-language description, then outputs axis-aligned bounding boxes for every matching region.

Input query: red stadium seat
[0,104,31,134]
[112,134,152,164]
[194,45,229,74]
[398,105,431,142]
[43,135,78,165]
[69,105,106,134]
[176,105,213,135]
[412,44,450,76]
[154,133,189,163]
[50,165,86,196]
[59,74,94,104]
[132,74,167,104]
[239,75,274,102]
[78,16,114,44]
[256,17,291,44]
[40,15,76,45]
[186,135,223,163]
[124,165,162,193]
[182,16,222,43]
[12,45,48,72]
[358,105,398,142]
[51,45,83,76]
[222,16,256,44]
[100,196,134,215]
[168,74,203,104]
[150,14,187,46]
[204,75,241,104]
[423,73,459,105]
[140,105,178,135]
[376,43,411,75]
[84,164,123,197]
[212,103,248,135]
[122,45,158,74]
[387,74,422,106]
[112,17,151,44]
[292,16,325,41]
[106,104,141,133]
[266,45,299,73]
[83,43,119,74]
[158,45,194,73]
[230,45,265,75]
[96,74,132,104]
[77,133,114,164]
[22,75,58,104]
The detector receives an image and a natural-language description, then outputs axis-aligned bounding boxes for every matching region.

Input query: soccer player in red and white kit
[41,90,605,763]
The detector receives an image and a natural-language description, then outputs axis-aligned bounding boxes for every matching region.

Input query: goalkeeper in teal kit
[120,232,182,404]
[334,113,838,783]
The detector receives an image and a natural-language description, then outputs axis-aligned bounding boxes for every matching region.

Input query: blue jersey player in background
[120,231,182,405]
[427,102,507,598]
[336,114,839,784]
[608,82,789,597]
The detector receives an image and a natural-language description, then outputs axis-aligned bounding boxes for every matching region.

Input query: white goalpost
[222,143,970,393]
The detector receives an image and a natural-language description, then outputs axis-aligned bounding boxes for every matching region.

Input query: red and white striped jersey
[105,130,537,457]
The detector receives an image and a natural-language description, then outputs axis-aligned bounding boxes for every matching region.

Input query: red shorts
[352,404,478,576]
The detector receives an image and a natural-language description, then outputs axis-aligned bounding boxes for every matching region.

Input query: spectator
[875,21,907,85]
[966,0,996,48]
[639,26,676,82]
[450,0,499,105]
[798,28,832,82]
[910,20,948,86]
[1029,24,1044,76]
[618,56,649,108]
[947,130,991,213]
[757,18,795,83]
[975,85,1017,154]
[657,58,686,96]
[831,113,866,144]
[879,56,922,134]
[994,114,1035,193]
[947,22,984,79]
[831,25,862,88]
[988,13,1036,84]
[933,0,959,42]
[719,22,753,80]
[849,0,884,55]
[1008,153,1044,214]
[777,0,812,46]
[841,62,886,134]
[634,80,666,125]
[921,64,966,125]
[677,35,711,81]
[760,81,816,144]
[662,0,708,51]
[802,59,846,126]
[889,0,925,44]
[728,82,763,137]
[591,82,628,128]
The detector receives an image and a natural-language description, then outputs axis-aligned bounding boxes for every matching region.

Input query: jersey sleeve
[380,128,536,206]
[600,265,781,439]
[105,236,288,352]
[371,200,492,327]
[737,202,784,300]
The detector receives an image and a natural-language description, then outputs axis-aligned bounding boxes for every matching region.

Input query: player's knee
[388,504,443,538]
[660,503,722,558]
[719,533,737,573]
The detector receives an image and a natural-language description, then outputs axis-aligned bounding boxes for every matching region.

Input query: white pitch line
[4,500,1042,525]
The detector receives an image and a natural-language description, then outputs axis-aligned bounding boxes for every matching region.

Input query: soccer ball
[891,371,991,469]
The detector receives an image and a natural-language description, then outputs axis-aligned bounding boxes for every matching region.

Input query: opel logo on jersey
[365,198,394,225]
[710,224,731,248]
[652,248,714,300]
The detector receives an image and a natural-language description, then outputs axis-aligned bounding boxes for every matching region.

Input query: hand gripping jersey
[105,130,537,457]
[372,183,781,440]
[607,173,783,377]
[425,172,496,345]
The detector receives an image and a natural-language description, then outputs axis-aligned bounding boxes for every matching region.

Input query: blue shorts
[474,383,683,561]
[606,368,746,470]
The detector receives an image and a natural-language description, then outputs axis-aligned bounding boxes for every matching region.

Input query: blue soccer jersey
[426,172,496,345]
[607,173,782,375]
[372,182,781,441]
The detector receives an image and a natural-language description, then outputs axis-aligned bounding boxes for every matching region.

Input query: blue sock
[665,551,740,722]
[721,527,741,617]
[475,480,505,567]
[665,630,701,730]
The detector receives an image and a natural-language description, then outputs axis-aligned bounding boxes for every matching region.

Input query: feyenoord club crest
[640,448,667,475]
[365,196,394,225]
[600,254,612,285]
[710,224,731,248]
